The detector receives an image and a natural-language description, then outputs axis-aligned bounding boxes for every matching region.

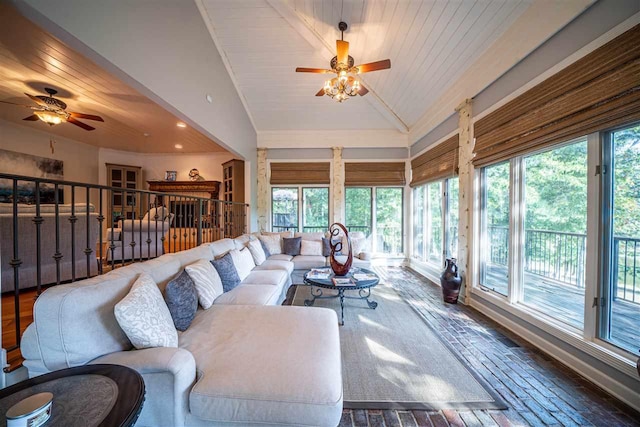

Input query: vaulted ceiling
[198,0,592,138]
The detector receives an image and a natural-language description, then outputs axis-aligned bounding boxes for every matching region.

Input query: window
[601,124,640,353]
[426,182,443,264]
[413,186,425,260]
[271,187,328,232]
[522,140,588,329]
[345,187,403,255]
[447,179,459,259]
[480,161,510,296]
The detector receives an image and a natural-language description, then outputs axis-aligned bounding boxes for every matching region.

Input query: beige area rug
[291,283,507,410]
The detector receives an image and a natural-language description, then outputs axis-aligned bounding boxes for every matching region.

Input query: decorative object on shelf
[5,392,52,427]
[188,168,205,181]
[295,21,391,102]
[440,258,462,304]
[329,222,352,276]
[164,171,177,181]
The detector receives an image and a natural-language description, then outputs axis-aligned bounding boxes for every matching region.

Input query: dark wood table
[303,267,379,325]
[0,364,145,427]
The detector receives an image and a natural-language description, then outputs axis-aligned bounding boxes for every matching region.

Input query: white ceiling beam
[266,0,409,134]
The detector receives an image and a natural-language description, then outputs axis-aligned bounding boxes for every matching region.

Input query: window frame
[270,185,330,233]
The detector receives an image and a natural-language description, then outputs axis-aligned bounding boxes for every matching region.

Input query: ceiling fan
[295,21,391,102]
[0,87,104,130]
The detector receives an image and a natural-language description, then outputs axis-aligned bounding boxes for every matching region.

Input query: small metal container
[6,392,52,427]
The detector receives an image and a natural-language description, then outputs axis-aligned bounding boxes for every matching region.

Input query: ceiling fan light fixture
[34,110,67,126]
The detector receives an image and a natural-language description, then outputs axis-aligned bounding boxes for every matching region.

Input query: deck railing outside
[488,225,639,304]
[0,173,248,364]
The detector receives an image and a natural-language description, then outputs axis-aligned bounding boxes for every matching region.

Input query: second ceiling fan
[296,22,391,102]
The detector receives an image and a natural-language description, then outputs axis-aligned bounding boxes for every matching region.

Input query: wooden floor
[485,266,639,352]
[3,267,640,426]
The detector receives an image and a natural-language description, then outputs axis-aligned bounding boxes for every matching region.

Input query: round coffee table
[0,364,145,427]
[303,267,379,325]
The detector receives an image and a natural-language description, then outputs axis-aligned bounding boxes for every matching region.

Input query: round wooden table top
[0,364,145,427]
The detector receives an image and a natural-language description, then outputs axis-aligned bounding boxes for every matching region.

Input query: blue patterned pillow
[283,237,302,256]
[260,239,271,257]
[164,270,198,331]
[211,253,241,292]
[321,237,331,257]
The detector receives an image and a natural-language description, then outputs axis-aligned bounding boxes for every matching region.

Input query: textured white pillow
[259,235,282,255]
[300,240,323,256]
[185,259,224,309]
[114,273,178,349]
[247,239,266,265]
[230,248,255,281]
[351,236,367,256]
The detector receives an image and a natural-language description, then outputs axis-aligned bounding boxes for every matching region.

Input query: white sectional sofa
[20,237,343,427]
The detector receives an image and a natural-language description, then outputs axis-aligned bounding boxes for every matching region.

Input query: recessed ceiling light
[206,94,213,104]
[143,132,150,137]
[176,122,187,128]
[174,144,183,149]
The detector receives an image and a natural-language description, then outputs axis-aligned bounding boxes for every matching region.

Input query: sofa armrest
[357,251,372,261]
[90,347,195,427]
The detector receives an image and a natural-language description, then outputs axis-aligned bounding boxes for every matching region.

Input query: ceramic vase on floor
[440,258,462,304]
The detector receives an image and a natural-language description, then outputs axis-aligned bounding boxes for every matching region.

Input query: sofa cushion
[294,231,325,241]
[267,254,293,261]
[169,245,212,269]
[351,236,368,256]
[283,236,302,256]
[213,285,281,306]
[229,248,255,281]
[185,259,223,310]
[335,254,371,268]
[180,305,342,426]
[259,239,271,257]
[164,270,198,331]
[241,270,289,288]
[247,239,266,265]
[211,253,241,292]
[300,239,323,256]
[206,238,235,258]
[259,234,282,255]
[252,259,294,275]
[115,273,178,349]
[293,255,327,271]
[321,237,332,256]
[262,230,293,238]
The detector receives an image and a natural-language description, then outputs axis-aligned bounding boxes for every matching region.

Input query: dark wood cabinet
[222,159,245,237]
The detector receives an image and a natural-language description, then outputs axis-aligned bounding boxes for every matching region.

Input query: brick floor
[335,266,640,427]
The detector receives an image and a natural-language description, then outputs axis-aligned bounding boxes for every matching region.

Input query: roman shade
[270,162,330,185]
[344,162,406,186]
[410,134,459,187]
[473,24,640,166]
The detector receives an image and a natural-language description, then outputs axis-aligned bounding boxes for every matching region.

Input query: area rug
[291,282,507,410]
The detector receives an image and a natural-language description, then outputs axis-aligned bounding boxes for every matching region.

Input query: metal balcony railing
[0,173,248,365]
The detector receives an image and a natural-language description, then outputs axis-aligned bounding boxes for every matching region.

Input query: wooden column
[456,99,474,304]
[332,147,344,224]
[256,148,268,232]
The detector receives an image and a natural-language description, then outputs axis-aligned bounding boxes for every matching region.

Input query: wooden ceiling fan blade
[25,93,47,106]
[336,40,349,65]
[69,112,104,122]
[358,85,369,96]
[355,59,391,73]
[315,88,325,96]
[296,67,332,73]
[67,116,95,131]
[22,114,39,121]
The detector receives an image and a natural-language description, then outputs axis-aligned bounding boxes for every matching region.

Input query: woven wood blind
[344,162,406,186]
[473,24,640,166]
[410,134,459,187]
[270,162,330,185]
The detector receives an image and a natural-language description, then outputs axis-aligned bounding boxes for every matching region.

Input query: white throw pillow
[247,239,266,265]
[185,259,224,309]
[300,240,323,256]
[351,236,367,256]
[114,273,178,349]
[230,248,255,281]
[259,235,282,255]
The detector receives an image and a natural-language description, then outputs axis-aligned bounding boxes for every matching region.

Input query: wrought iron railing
[0,173,248,363]
[487,226,639,304]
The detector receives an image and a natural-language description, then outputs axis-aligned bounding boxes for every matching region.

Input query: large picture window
[271,187,328,232]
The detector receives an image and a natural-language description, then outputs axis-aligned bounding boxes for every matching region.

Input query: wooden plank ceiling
[0,3,228,154]
[201,0,533,131]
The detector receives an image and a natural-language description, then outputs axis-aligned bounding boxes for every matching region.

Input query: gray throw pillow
[260,239,271,257]
[283,237,302,256]
[211,253,241,292]
[164,270,198,331]
[321,237,331,257]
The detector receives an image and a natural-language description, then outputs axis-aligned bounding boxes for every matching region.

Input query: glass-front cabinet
[106,163,142,227]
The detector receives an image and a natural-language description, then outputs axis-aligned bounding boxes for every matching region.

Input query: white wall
[97,148,235,189]
[0,118,99,190]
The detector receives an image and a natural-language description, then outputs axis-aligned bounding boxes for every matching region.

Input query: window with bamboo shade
[269,162,330,185]
[344,162,406,186]
[410,134,459,187]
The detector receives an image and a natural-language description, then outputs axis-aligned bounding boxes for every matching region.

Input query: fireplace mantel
[147,180,220,199]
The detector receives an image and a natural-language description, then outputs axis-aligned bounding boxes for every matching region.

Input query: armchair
[105,207,174,262]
